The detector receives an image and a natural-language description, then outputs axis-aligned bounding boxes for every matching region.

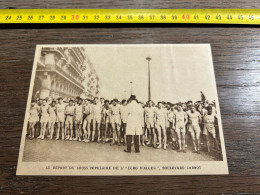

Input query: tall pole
[146,57,152,101]
[130,81,133,95]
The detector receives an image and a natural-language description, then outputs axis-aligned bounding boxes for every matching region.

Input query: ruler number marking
[172,15,177,20]
[205,15,210,20]
[227,15,232,20]
[116,15,122,20]
[71,15,79,20]
[249,15,254,20]
[105,15,110,20]
[138,15,144,20]
[149,15,155,20]
[38,15,44,20]
[160,15,166,20]
[194,15,199,20]
[16,15,22,20]
[5,16,11,20]
[27,15,33,20]
[127,15,133,20]
[238,15,243,20]
[50,15,55,20]
[216,15,221,20]
[61,16,66,20]
[182,14,190,20]
[83,15,88,20]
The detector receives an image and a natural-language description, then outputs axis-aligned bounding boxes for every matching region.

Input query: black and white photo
[17,44,228,175]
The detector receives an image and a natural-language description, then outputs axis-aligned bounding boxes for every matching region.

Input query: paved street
[22,138,221,162]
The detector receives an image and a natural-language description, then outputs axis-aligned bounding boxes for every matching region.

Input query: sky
[83,44,218,103]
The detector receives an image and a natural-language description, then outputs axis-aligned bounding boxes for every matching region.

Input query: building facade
[33,47,87,100]
[33,46,101,101]
[81,53,101,100]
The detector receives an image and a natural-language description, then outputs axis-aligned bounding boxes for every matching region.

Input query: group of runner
[27,95,220,153]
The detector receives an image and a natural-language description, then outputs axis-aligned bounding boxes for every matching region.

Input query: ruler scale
[0,9,259,24]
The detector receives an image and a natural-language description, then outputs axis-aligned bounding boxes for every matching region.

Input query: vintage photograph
[17,44,228,175]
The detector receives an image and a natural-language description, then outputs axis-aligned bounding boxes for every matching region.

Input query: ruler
[0,9,259,24]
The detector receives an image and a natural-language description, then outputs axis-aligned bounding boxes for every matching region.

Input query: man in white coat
[124,95,143,153]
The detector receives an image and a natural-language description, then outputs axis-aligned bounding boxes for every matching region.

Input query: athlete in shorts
[99,98,105,138]
[187,104,202,153]
[92,97,103,142]
[203,106,220,152]
[82,99,93,142]
[74,98,83,141]
[56,97,66,140]
[28,100,40,139]
[101,100,111,143]
[34,99,42,137]
[167,106,177,150]
[110,99,121,146]
[144,100,156,147]
[48,100,57,140]
[37,99,50,140]
[155,102,167,150]
[65,100,75,141]
[174,103,188,153]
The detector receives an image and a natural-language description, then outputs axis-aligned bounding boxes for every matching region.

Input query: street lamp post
[130,81,133,95]
[146,57,152,101]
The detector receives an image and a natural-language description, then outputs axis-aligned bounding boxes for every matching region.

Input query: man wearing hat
[56,97,66,140]
[186,104,202,153]
[124,95,143,153]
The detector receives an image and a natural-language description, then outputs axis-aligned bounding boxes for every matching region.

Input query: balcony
[68,59,84,78]
[37,64,84,91]
[42,47,68,61]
